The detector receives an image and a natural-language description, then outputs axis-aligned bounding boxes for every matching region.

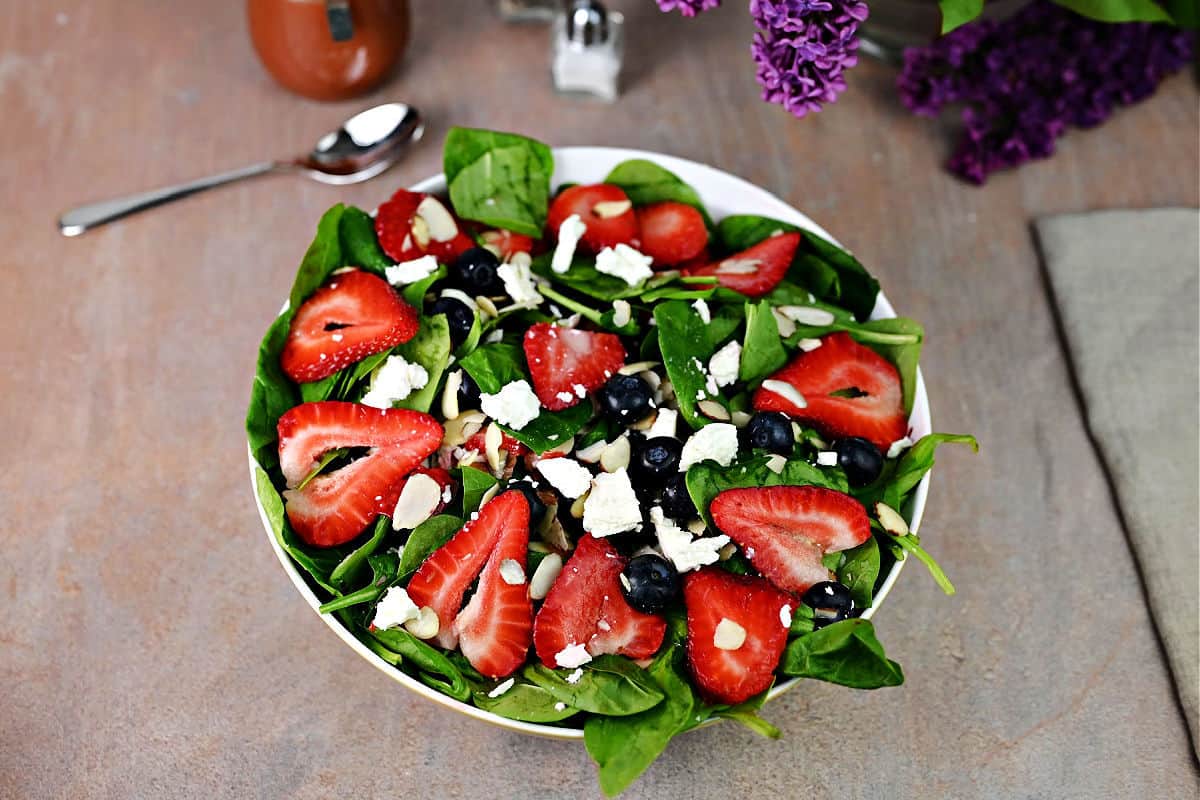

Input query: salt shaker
[551,0,624,102]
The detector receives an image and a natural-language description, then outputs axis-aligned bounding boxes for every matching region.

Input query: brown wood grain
[1,1,1197,798]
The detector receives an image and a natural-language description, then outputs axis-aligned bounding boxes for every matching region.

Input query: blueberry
[457,370,482,411]
[629,437,682,488]
[659,473,695,520]
[745,412,794,455]
[449,247,504,295]
[429,296,475,347]
[801,581,855,628]
[598,374,654,426]
[619,554,681,614]
[606,525,658,557]
[832,437,884,487]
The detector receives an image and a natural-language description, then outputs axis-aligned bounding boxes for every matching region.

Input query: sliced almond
[630,411,658,431]
[415,196,459,242]
[765,454,788,475]
[410,214,431,248]
[403,606,440,640]
[686,518,707,536]
[771,307,797,338]
[569,492,588,519]
[658,379,676,403]
[499,558,526,586]
[475,295,499,318]
[544,436,575,457]
[442,410,487,448]
[391,473,442,531]
[479,482,501,509]
[600,435,631,472]
[718,542,737,561]
[592,199,632,218]
[618,360,660,376]
[716,258,760,275]
[697,399,731,421]
[797,338,823,352]
[484,423,504,475]
[441,369,464,421]
[455,448,482,468]
[535,500,560,536]
[713,618,747,650]
[761,380,807,409]
[440,288,478,311]
[731,410,753,428]
[540,516,573,550]
[778,305,836,326]
[576,439,607,464]
[529,553,564,600]
[875,502,910,536]
[556,313,582,328]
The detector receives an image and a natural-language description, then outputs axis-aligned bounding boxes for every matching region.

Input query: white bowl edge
[250,146,933,741]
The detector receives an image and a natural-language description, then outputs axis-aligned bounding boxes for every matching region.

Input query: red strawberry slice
[406,491,533,677]
[375,188,474,264]
[636,202,708,266]
[279,270,419,383]
[683,567,793,705]
[462,428,529,459]
[480,229,535,260]
[523,322,626,411]
[546,184,639,252]
[685,231,801,298]
[276,402,443,547]
[710,485,871,595]
[533,534,667,667]
[752,332,907,451]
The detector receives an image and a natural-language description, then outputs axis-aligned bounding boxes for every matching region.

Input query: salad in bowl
[247,128,975,796]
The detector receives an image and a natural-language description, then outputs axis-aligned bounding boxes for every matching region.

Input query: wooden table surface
[2,2,1197,798]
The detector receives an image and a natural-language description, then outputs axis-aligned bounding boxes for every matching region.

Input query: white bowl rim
[249,145,932,741]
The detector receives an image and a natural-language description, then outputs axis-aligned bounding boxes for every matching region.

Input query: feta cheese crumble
[797,338,823,352]
[582,468,642,536]
[487,677,516,698]
[692,298,711,324]
[646,407,678,440]
[679,423,739,471]
[566,667,585,684]
[713,618,747,651]
[536,457,593,499]
[480,380,541,430]
[555,643,592,669]
[497,252,542,309]
[708,341,742,388]
[360,355,429,409]
[887,436,914,459]
[552,214,587,274]
[371,586,420,631]
[499,559,526,586]
[816,451,839,467]
[595,244,653,286]
[652,507,729,573]
[385,255,439,286]
[779,604,793,629]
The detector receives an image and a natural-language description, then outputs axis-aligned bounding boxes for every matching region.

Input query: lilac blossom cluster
[749,0,870,118]
[655,0,722,16]
[897,0,1195,184]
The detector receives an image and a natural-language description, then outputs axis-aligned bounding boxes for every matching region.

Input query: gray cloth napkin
[1036,208,1200,758]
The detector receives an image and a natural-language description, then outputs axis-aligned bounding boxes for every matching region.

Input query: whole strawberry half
[685,231,801,298]
[277,402,443,547]
[407,491,533,678]
[279,269,419,384]
[636,201,708,266]
[533,534,667,667]
[546,184,639,252]
[710,485,871,595]
[752,332,907,451]
[523,322,626,410]
[683,567,793,705]
[375,188,474,264]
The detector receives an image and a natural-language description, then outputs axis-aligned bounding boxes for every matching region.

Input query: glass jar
[858,0,1026,63]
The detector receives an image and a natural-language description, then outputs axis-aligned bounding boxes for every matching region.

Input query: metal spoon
[58,102,423,237]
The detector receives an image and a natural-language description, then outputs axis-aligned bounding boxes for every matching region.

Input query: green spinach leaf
[459,467,499,515]
[444,128,553,237]
[253,466,342,594]
[339,205,392,274]
[472,681,579,723]
[780,618,903,688]
[886,433,979,506]
[459,342,525,392]
[739,300,787,385]
[391,314,452,413]
[246,312,299,469]
[686,456,848,527]
[329,515,391,592]
[369,627,471,701]
[289,204,346,312]
[835,536,880,609]
[531,253,647,300]
[654,300,723,428]
[397,514,463,578]
[603,159,713,226]
[524,655,665,716]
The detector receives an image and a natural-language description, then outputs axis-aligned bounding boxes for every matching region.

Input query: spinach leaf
[584,647,697,797]
[523,655,665,716]
[890,530,956,595]
[329,515,391,592]
[780,618,903,689]
[391,314,451,413]
[288,204,346,313]
[472,681,579,723]
[369,627,471,701]
[654,300,723,428]
[397,515,463,579]
[739,300,787,385]
[886,433,979,506]
[503,402,592,455]
[339,205,392,274]
[686,456,848,527]
[835,536,880,609]
[459,342,525,392]
[459,467,499,515]
[531,253,647,300]
[318,583,383,614]
[246,312,299,469]
[716,214,880,320]
[603,159,713,226]
[252,466,342,594]
[709,688,781,739]
[444,128,553,237]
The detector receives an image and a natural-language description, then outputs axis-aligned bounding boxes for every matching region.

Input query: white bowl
[250,146,931,741]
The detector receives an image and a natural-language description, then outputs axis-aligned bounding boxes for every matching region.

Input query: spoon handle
[58,161,278,237]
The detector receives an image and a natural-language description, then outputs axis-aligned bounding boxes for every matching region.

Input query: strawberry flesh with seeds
[710,485,871,595]
[374,188,473,263]
[685,231,801,298]
[546,184,639,252]
[523,322,626,411]
[636,201,708,266]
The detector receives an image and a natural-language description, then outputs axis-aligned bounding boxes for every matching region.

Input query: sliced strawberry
[710,485,871,595]
[462,428,529,459]
[636,202,708,266]
[523,322,626,411]
[683,567,793,705]
[533,535,667,666]
[685,231,801,298]
[406,491,533,667]
[546,184,639,252]
[277,402,443,547]
[480,229,535,261]
[375,188,474,264]
[280,270,419,383]
[752,332,907,450]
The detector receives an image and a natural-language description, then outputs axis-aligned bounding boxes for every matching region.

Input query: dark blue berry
[457,370,482,411]
[598,374,655,426]
[429,296,475,347]
[619,554,681,614]
[449,247,504,295]
[832,437,884,487]
[745,412,794,455]
[801,581,855,628]
[629,437,682,487]
[659,473,695,520]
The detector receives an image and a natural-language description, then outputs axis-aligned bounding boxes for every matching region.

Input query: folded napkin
[1036,208,1200,758]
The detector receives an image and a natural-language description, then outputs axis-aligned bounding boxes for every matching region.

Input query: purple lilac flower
[750,0,870,118]
[898,0,1195,184]
[656,0,721,16]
